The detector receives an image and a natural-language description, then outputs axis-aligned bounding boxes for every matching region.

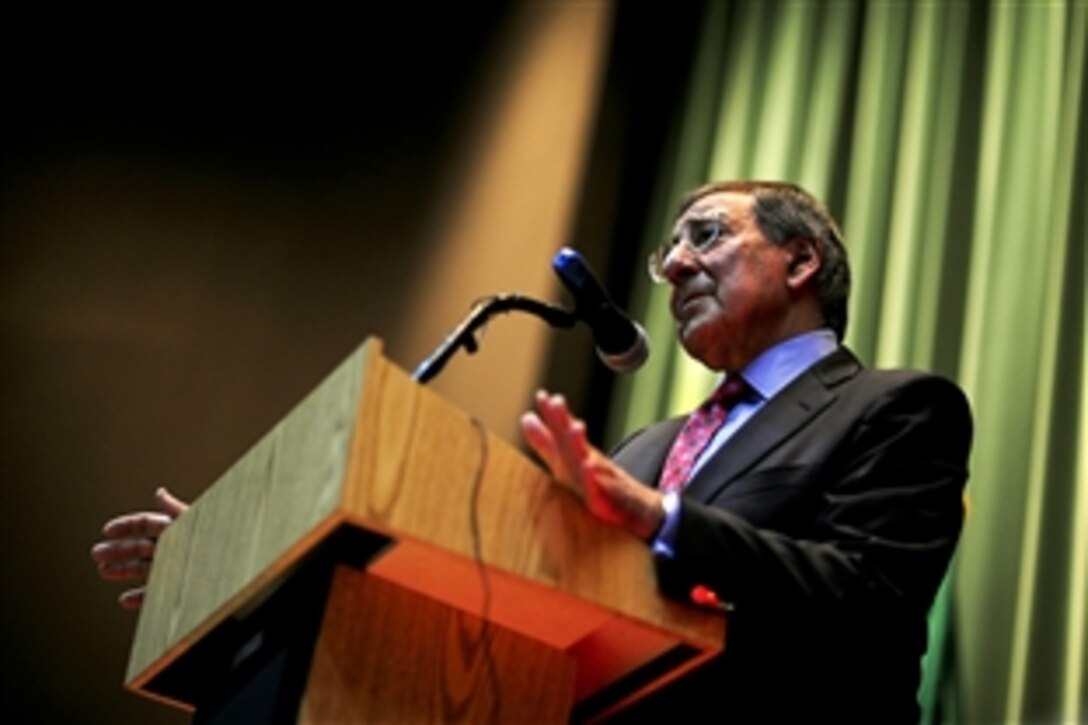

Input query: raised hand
[520,390,663,541]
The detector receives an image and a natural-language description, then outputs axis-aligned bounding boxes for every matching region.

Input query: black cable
[466,416,502,723]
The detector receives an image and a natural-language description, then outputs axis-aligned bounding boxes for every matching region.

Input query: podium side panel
[126,340,380,687]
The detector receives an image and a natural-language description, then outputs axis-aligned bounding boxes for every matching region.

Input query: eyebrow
[674,210,734,228]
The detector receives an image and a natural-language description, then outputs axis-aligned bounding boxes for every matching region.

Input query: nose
[661,242,699,285]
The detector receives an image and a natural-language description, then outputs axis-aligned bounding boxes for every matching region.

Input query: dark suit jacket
[607,347,972,723]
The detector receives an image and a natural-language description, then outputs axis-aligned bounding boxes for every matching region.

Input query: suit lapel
[613,417,685,486]
[682,347,862,504]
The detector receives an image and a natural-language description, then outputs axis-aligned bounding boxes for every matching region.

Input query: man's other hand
[90,487,189,610]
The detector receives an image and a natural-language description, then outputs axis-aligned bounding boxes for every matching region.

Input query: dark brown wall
[2,5,612,721]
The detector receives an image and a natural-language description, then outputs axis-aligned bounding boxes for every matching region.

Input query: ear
[784,237,821,291]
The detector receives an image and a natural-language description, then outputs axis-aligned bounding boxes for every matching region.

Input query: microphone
[552,247,650,373]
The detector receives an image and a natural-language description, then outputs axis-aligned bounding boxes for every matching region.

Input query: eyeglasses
[647,216,731,283]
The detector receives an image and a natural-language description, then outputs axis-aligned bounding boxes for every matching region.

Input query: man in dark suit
[520,180,972,721]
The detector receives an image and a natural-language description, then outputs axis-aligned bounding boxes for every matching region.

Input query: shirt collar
[738,329,838,401]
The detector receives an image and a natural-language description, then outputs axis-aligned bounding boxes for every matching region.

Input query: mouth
[672,290,711,321]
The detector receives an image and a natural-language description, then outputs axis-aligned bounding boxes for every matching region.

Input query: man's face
[664,191,798,372]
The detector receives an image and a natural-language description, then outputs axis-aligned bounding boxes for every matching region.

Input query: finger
[155,487,189,517]
[534,393,585,464]
[544,399,591,472]
[90,537,157,565]
[535,391,577,434]
[520,411,571,484]
[118,588,146,611]
[97,558,153,582]
[102,511,173,540]
[528,391,576,475]
[554,416,586,473]
[562,418,593,463]
[520,407,556,455]
[580,457,612,521]
[519,411,554,459]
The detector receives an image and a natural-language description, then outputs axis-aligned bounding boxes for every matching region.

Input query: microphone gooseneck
[412,294,577,384]
[412,248,649,384]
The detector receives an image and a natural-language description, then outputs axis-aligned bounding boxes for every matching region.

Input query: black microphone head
[595,320,650,373]
[552,247,610,312]
[583,304,641,357]
[552,247,650,373]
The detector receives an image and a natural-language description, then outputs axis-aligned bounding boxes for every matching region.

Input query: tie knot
[707,375,750,410]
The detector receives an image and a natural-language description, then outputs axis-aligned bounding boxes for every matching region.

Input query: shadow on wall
[1,4,612,722]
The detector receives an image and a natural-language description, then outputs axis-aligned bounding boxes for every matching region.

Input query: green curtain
[606,1,1086,721]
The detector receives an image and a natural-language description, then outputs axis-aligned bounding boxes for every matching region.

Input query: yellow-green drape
[607,2,1086,721]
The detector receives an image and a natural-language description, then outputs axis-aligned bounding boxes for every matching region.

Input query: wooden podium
[125,338,725,723]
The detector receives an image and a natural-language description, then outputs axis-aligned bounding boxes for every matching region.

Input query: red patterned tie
[659,376,750,493]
